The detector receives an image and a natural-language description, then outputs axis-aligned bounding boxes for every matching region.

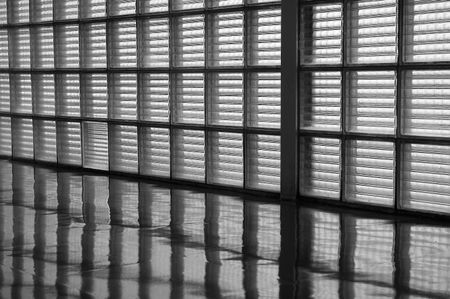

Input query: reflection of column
[11,204,24,299]
[170,190,185,299]
[56,172,72,297]
[0,196,3,286]
[139,182,152,299]
[296,208,315,297]
[81,176,96,296]
[394,223,411,299]
[339,214,356,299]
[279,202,298,299]
[33,177,47,299]
[243,201,258,299]
[204,195,221,299]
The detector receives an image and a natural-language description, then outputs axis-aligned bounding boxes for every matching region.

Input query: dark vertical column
[138,182,153,299]
[204,195,221,299]
[296,207,314,298]
[11,196,24,299]
[339,213,356,299]
[33,168,47,299]
[242,201,258,299]
[394,223,411,299]
[0,189,4,287]
[280,0,299,200]
[279,202,298,299]
[170,190,185,299]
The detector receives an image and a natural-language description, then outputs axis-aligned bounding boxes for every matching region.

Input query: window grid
[298,0,450,212]
[0,0,282,194]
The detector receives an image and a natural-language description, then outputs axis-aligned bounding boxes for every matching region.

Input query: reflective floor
[0,161,449,298]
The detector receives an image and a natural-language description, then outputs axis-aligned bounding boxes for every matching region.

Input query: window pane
[109,73,137,120]
[57,121,82,166]
[110,125,138,173]
[173,129,205,182]
[31,0,53,22]
[31,26,54,69]
[173,73,204,125]
[80,23,107,68]
[9,28,31,68]
[109,21,137,68]
[173,15,205,67]
[81,73,108,118]
[54,0,78,20]
[140,127,170,177]
[80,0,106,18]
[0,74,10,112]
[140,0,168,13]
[56,73,80,117]
[11,73,32,114]
[7,0,29,24]
[32,73,55,116]
[55,25,80,68]
[0,116,11,156]
[140,18,170,68]
[172,0,203,10]
[108,0,135,16]
[83,121,109,170]
[140,73,170,122]
[12,118,34,159]
[34,120,57,163]
[0,29,9,68]
[208,73,243,126]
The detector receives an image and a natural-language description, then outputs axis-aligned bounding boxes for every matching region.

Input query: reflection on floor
[0,160,449,298]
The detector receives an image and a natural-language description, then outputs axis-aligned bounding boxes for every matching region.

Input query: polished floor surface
[0,160,449,298]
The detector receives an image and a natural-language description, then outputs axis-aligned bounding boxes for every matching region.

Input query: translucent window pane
[34,120,57,163]
[0,29,9,68]
[56,73,80,117]
[173,129,205,182]
[405,0,450,62]
[80,23,107,68]
[300,4,342,65]
[209,0,242,7]
[347,71,396,134]
[9,28,31,68]
[11,73,32,114]
[80,0,106,18]
[140,73,169,122]
[54,0,78,20]
[83,121,109,171]
[109,20,137,68]
[248,8,281,66]
[81,73,108,118]
[345,140,394,206]
[0,74,10,112]
[140,127,170,177]
[300,71,341,131]
[348,0,397,64]
[140,0,168,13]
[247,72,280,129]
[0,117,11,156]
[7,0,29,24]
[0,0,6,24]
[247,0,279,3]
[110,125,138,173]
[300,137,341,199]
[32,73,55,116]
[31,0,53,22]
[207,132,243,187]
[208,12,244,67]
[173,15,205,67]
[173,73,204,125]
[31,26,54,68]
[247,134,280,192]
[109,73,137,120]
[402,143,450,214]
[140,18,169,68]
[172,0,203,10]
[12,118,34,159]
[403,70,450,137]
[208,72,243,126]
[108,0,136,16]
[55,25,80,68]
[57,121,82,166]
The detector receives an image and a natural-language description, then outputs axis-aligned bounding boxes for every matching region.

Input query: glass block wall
[0,0,281,192]
[299,0,450,213]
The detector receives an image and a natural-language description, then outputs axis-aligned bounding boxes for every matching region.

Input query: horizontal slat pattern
[247,72,280,129]
[402,143,450,214]
[347,71,396,134]
[83,121,109,171]
[405,0,450,62]
[210,0,242,7]
[140,127,170,177]
[80,0,106,19]
[7,0,29,24]
[173,15,205,67]
[11,73,32,114]
[208,72,243,126]
[173,129,205,182]
[80,23,107,68]
[345,140,394,206]
[109,73,137,120]
[0,116,11,156]
[0,29,8,68]
[248,8,281,66]
[56,73,80,117]
[109,20,137,68]
[54,0,78,20]
[247,134,280,192]
[81,73,108,118]
[31,0,53,22]
[140,18,170,68]
[55,25,80,68]
[110,125,138,173]
[57,121,82,166]
[348,0,397,64]
[12,118,34,159]
[9,28,31,68]
[0,73,10,112]
[34,120,57,162]
[208,12,244,67]
[300,71,341,131]
[173,73,204,125]
[207,132,243,187]
[300,137,341,199]
[403,70,450,137]
[172,0,203,11]
[140,73,169,122]
[300,4,342,65]
[141,0,168,13]
[108,0,135,16]
[31,26,54,68]
[32,73,55,115]
[0,0,6,24]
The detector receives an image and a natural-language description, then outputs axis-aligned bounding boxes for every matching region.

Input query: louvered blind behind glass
[0,0,281,194]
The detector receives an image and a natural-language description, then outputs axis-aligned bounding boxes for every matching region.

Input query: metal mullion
[339,0,348,203]
[204,12,209,185]
[168,0,174,180]
[243,0,249,190]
